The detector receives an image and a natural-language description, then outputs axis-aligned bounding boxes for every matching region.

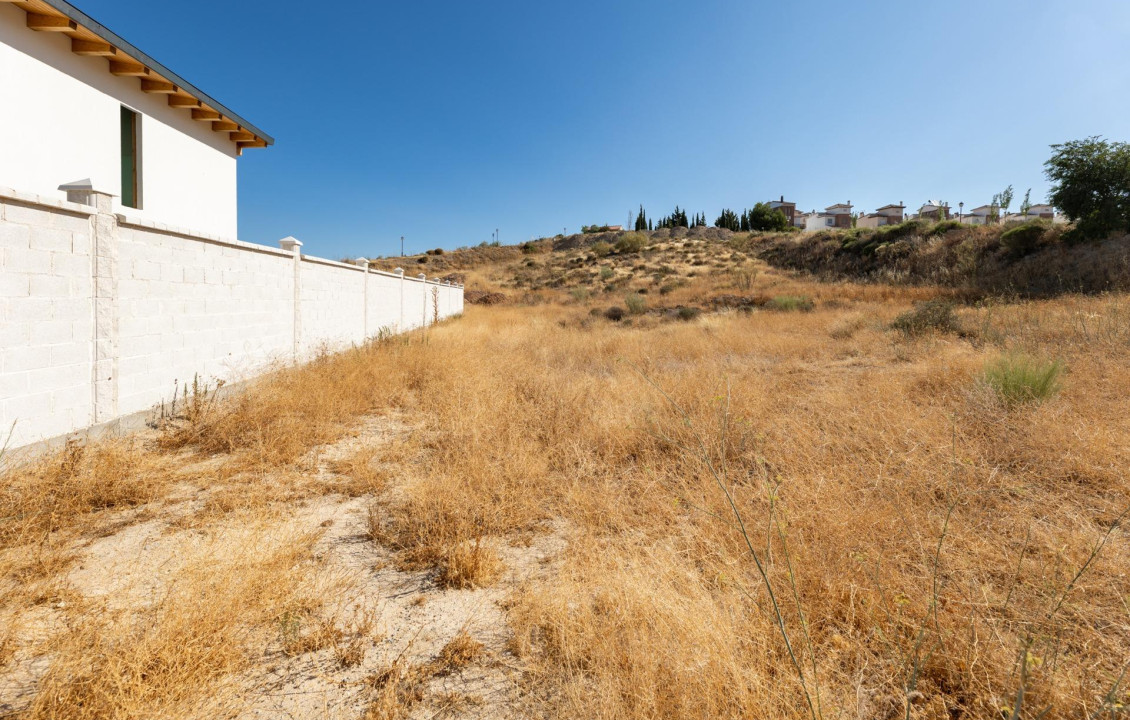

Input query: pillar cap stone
[59,178,115,207]
[279,237,303,251]
[352,257,370,267]
[393,267,404,276]
[417,273,426,280]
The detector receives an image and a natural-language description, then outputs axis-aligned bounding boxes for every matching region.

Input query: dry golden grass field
[1,234,1128,719]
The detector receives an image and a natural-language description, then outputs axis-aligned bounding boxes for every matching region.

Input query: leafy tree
[714,209,740,231]
[992,185,1014,221]
[747,202,790,231]
[1046,136,1130,240]
[1019,188,1032,217]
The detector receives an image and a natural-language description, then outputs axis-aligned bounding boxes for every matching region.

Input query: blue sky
[80,0,1130,259]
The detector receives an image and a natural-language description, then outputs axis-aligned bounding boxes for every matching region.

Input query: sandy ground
[0,415,567,719]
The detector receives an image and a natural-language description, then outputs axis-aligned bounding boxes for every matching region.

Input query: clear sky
[78,0,1130,259]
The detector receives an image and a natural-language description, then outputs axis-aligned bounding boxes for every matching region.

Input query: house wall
[0,4,239,239]
[0,186,463,450]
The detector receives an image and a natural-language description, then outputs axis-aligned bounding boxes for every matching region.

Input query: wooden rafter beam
[140,79,177,94]
[229,131,256,142]
[238,140,268,150]
[191,109,222,121]
[109,60,148,76]
[71,39,116,56]
[26,13,76,31]
[212,120,240,132]
[168,95,200,108]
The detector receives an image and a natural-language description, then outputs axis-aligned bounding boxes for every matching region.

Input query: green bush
[928,220,962,236]
[1000,221,1048,256]
[614,232,648,254]
[767,295,813,312]
[982,354,1063,405]
[569,287,591,302]
[520,241,539,254]
[591,242,613,257]
[676,306,701,321]
[624,293,647,315]
[891,299,959,336]
[599,266,614,280]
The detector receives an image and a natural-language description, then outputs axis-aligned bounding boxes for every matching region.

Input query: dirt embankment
[750,223,1130,297]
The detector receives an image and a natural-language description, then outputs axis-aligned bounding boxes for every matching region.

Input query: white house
[915,201,950,221]
[856,203,905,229]
[959,204,996,225]
[803,202,853,231]
[0,0,272,238]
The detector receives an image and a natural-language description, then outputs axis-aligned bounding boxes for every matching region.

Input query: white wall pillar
[66,180,120,424]
[418,274,427,327]
[352,257,369,340]
[394,267,404,331]
[279,237,303,358]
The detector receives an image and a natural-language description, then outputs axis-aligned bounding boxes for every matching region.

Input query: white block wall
[0,194,96,445]
[0,188,463,450]
[114,223,295,417]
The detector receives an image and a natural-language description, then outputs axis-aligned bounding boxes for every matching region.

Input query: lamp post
[959,202,964,223]
[400,236,404,257]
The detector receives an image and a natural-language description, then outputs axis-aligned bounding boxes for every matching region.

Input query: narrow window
[120,107,139,208]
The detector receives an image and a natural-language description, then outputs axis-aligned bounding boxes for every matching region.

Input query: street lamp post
[958,202,964,223]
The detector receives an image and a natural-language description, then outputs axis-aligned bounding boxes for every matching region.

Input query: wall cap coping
[0,185,97,216]
[116,214,293,258]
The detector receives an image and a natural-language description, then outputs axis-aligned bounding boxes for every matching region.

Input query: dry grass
[25,525,337,719]
[2,248,1128,719]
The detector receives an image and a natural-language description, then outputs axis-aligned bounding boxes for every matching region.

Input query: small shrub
[520,242,538,254]
[891,299,959,336]
[676,306,701,321]
[433,248,445,255]
[928,220,962,236]
[1000,221,1048,256]
[982,354,1063,405]
[592,242,612,257]
[614,232,647,254]
[569,287,591,302]
[416,256,428,264]
[437,539,502,589]
[599,266,614,280]
[767,295,813,312]
[624,293,647,315]
[604,306,625,321]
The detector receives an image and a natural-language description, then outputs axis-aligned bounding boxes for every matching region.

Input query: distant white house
[914,201,951,221]
[856,203,905,229]
[803,202,853,231]
[1002,204,1059,222]
[959,204,996,225]
[0,0,272,238]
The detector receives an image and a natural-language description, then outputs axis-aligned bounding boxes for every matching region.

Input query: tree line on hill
[630,203,791,233]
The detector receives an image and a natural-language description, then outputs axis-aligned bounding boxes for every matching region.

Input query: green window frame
[120,106,139,209]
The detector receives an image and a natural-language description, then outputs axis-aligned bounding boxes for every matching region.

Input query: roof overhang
[5,0,273,153]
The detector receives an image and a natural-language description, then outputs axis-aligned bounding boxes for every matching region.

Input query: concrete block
[29,319,73,345]
[29,225,73,253]
[5,248,52,275]
[0,222,30,250]
[0,273,30,298]
[51,251,92,278]
[2,203,52,227]
[30,274,71,298]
